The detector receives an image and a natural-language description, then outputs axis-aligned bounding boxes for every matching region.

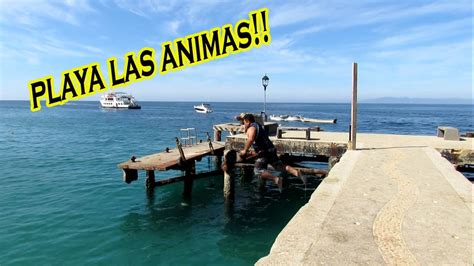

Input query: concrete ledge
[424,147,472,208]
[257,147,472,265]
[256,151,360,265]
[424,147,473,265]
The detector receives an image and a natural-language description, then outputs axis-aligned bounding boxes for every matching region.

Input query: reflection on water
[119,168,323,265]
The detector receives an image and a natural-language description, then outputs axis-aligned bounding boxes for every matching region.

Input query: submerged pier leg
[146,170,155,193]
[215,155,222,171]
[183,160,196,200]
[242,167,254,182]
[224,171,235,203]
[222,150,237,203]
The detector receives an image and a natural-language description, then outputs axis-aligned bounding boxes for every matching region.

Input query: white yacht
[100,92,141,109]
[194,103,213,113]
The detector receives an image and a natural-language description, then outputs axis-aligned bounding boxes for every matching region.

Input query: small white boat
[194,103,213,113]
[270,114,337,124]
[269,114,289,121]
[100,92,141,109]
[286,115,303,122]
[301,117,337,124]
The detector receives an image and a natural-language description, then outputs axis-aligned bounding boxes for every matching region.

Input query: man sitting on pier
[238,113,304,190]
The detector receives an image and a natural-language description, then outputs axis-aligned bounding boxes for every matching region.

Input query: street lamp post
[262,74,269,121]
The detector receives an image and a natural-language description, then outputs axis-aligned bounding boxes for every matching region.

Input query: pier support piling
[222,150,237,203]
[183,160,195,199]
[215,155,222,170]
[146,170,155,192]
[242,167,254,182]
[223,171,235,203]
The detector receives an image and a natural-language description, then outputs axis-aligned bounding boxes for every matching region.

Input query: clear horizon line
[0,99,472,105]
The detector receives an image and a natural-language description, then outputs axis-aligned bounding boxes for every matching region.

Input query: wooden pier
[118,140,225,197]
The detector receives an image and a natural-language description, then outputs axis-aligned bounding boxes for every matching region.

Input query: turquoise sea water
[0,101,472,265]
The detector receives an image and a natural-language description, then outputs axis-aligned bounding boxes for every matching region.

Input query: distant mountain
[362,97,472,105]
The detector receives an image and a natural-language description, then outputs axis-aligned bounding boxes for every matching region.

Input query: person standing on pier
[238,113,303,190]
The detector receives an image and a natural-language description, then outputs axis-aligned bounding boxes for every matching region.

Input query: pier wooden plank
[118,142,225,171]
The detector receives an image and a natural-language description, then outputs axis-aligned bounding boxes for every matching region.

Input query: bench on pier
[276,126,321,140]
[437,126,459,141]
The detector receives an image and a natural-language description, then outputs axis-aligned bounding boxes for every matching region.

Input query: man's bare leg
[260,171,283,191]
[284,165,306,185]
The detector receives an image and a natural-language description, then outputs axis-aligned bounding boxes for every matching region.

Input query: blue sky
[0,0,471,102]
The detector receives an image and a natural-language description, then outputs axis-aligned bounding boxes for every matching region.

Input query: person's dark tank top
[250,122,274,152]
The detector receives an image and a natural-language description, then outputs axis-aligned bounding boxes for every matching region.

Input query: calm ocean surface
[0,101,472,265]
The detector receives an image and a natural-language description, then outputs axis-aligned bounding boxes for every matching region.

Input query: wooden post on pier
[211,130,223,168]
[174,137,196,200]
[349,62,358,150]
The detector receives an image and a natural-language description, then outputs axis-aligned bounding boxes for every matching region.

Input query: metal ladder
[180,128,197,146]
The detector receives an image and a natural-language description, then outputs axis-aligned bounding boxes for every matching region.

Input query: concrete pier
[226,131,473,167]
[116,125,472,263]
[256,138,472,264]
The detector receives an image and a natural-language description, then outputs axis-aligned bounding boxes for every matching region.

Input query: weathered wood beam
[233,163,328,177]
[154,170,222,187]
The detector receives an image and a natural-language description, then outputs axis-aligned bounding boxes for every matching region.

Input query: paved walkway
[257,147,472,265]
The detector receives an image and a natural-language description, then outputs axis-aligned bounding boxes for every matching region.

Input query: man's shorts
[254,150,284,176]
